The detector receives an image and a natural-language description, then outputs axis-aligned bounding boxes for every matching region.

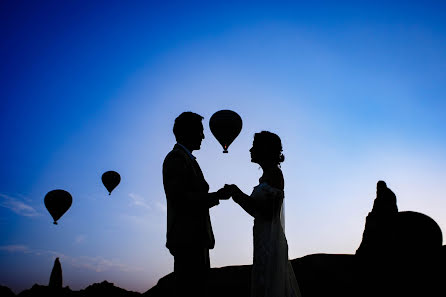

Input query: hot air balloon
[102,171,121,195]
[209,110,242,153]
[44,190,72,225]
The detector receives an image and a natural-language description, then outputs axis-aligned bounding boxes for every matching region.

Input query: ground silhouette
[2,182,445,296]
[144,244,445,297]
[2,242,444,297]
[13,281,141,297]
[0,285,15,297]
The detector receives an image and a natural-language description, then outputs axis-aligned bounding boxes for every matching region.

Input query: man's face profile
[189,122,204,151]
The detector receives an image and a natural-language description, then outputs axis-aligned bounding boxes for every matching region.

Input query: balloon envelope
[209,110,242,153]
[102,171,121,195]
[44,190,72,225]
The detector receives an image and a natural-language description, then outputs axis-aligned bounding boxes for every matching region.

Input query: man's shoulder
[163,146,190,166]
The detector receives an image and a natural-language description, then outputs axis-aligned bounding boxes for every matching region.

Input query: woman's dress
[249,182,301,297]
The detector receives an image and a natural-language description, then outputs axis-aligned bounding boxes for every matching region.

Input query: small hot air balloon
[209,110,242,153]
[102,171,121,195]
[44,190,72,225]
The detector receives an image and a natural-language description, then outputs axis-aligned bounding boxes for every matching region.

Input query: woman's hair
[253,131,285,166]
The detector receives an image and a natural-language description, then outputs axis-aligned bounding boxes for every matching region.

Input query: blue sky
[1,1,446,293]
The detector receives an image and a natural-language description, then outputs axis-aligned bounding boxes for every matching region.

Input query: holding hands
[216,186,232,200]
[224,184,244,202]
[216,184,245,203]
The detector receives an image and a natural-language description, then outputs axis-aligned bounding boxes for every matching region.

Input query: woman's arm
[226,184,282,219]
[233,190,257,218]
[225,185,257,217]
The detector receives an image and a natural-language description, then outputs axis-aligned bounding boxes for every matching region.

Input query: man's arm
[163,153,228,208]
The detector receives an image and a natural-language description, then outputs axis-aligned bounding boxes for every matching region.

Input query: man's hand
[216,187,231,200]
[224,184,243,198]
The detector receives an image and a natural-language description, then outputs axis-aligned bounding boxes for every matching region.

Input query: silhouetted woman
[225,131,301,297]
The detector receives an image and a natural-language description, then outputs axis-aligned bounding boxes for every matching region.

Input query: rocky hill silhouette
[2,182,445,297]
[144,245,445,297]
[2,244,444,297]
[0,285,15,297]
[12,281,141,297]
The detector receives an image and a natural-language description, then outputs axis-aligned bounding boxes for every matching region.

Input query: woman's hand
[224,184,243,201]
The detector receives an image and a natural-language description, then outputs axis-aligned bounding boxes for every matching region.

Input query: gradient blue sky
[1,0,446,294]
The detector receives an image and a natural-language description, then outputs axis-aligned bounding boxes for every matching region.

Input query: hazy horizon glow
[1,1,446,294]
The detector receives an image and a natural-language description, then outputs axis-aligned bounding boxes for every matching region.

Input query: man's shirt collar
[176,143,196,160]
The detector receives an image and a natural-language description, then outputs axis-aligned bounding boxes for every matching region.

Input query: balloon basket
[223,150,228,153]
[53,221,58,225]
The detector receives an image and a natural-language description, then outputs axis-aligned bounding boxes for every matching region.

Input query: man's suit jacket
[163,144,219,253]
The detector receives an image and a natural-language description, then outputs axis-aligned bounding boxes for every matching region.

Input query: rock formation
[356,180,398,257]
[0,285,15,297]
[48,257,62,289]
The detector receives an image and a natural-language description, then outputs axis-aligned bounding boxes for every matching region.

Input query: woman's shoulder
[257,182,283,193]
[253,182,284,202]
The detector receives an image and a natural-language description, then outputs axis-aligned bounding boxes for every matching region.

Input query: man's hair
[173,112,204,141]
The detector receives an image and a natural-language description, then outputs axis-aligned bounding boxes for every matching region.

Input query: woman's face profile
[250,140,262,164]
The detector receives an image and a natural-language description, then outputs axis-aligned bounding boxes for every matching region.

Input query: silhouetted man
[163,112,230,297]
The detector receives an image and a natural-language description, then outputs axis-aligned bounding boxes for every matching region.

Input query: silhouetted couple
[162,112,301,297]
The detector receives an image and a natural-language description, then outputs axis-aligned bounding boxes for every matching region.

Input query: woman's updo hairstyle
[253,131,285,166]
